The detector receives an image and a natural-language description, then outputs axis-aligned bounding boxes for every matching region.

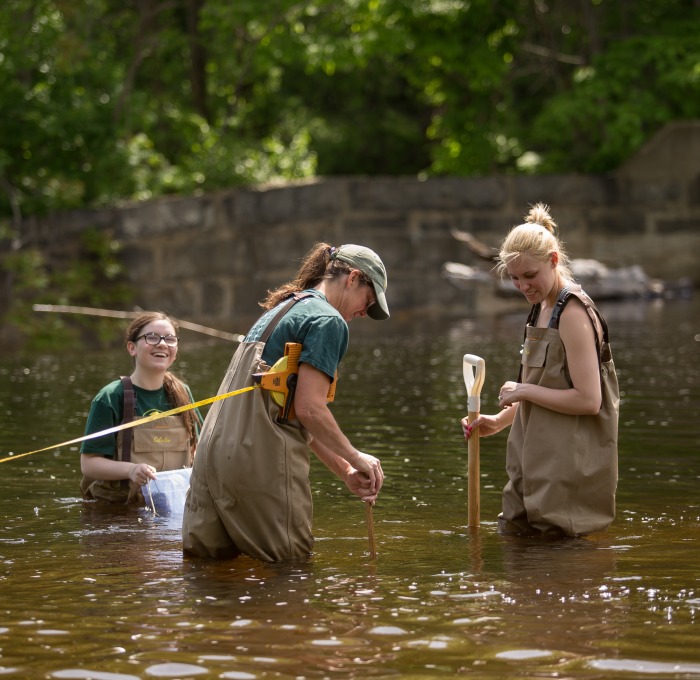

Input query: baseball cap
[332,244,390,320]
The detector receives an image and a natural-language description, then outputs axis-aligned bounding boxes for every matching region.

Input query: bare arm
[80,454,156,485]
[295,363,383,499]
[307,436,376,501]
[462,404,517,439]
[462,301,603,438]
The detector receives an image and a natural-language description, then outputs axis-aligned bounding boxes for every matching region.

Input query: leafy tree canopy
[0,0,699,218]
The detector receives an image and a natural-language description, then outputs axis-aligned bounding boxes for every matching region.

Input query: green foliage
[528,22,700,173]
[0,226,133,350]
[0,0,699,215]
[2,0,699,349]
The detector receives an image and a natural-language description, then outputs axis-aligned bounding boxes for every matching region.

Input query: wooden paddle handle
[467,410,480,527]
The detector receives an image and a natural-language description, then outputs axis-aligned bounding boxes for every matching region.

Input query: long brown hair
[125,311,200,445]
[260,242,372,310]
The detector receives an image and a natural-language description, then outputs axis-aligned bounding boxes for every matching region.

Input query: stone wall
[20,122,700,330]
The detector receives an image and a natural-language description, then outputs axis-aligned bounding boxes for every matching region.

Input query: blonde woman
[463,204,619,536]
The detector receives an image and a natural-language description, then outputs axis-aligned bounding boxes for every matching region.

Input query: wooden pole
[467,411,481,527]
[365,502,377,559]
[463,354,485,529]
[32,304,243,342]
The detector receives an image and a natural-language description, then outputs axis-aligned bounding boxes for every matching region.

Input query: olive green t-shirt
[80,380,199,458]
[245,290,349,381]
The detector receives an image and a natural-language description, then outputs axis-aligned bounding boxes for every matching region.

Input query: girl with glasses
[80,311,202,505]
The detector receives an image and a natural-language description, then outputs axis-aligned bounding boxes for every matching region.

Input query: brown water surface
[1,297,699,679]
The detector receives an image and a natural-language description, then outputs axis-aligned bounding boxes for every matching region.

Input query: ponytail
[260,242,357,309]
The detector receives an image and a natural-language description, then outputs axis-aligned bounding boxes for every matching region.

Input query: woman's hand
[344,468,379,502]
[462,413,504,439]
[461,396,518,439]
[349,451,384,500]
[497,381,520,408]
[297,363,385,499]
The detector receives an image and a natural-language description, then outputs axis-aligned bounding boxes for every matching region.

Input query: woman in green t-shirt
[183,242,390,561]
[80,311,201,504]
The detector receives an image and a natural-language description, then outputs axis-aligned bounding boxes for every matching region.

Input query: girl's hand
[130,463,157,485]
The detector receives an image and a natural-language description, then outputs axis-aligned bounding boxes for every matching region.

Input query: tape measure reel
[267,355,289,407]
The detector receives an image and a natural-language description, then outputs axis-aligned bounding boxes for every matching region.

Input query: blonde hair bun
[524,202,557,234]
[496,202,573,281]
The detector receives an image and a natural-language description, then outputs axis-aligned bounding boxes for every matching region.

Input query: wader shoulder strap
[525,303,540,328]
[258,292,316,344]
[523,286,572,331]
[548,287,609,343]
[547,288,613,367]
[120,376,135,463]
[517,288,571,383]
[547,287,571,330]
[517,303,542,383]
[517,287,612,383]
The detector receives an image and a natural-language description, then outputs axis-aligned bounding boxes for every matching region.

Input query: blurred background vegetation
[1,0,699,347]
[3,0,699,217]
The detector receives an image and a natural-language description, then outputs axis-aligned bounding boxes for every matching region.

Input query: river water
[1,297,698,679]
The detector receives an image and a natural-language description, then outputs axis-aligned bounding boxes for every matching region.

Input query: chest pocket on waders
[521,335,549,369]
[132,416,191,471]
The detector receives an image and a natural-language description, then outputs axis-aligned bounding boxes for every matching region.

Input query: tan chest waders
[182,294,321,562]
[80,376,193,504]
[502,288,619,536]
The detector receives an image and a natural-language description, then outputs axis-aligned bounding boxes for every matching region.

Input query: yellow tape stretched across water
[0,384,259,464]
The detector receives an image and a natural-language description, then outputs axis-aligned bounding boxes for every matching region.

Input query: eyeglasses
[135,333,179,347]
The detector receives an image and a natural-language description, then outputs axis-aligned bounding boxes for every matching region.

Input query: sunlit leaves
[0,0,699,217]
[529,23,700,173]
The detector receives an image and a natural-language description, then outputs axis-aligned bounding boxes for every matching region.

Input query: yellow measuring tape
[0,384,259,464]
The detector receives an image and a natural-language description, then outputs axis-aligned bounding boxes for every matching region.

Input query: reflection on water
[0,297,699,678]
